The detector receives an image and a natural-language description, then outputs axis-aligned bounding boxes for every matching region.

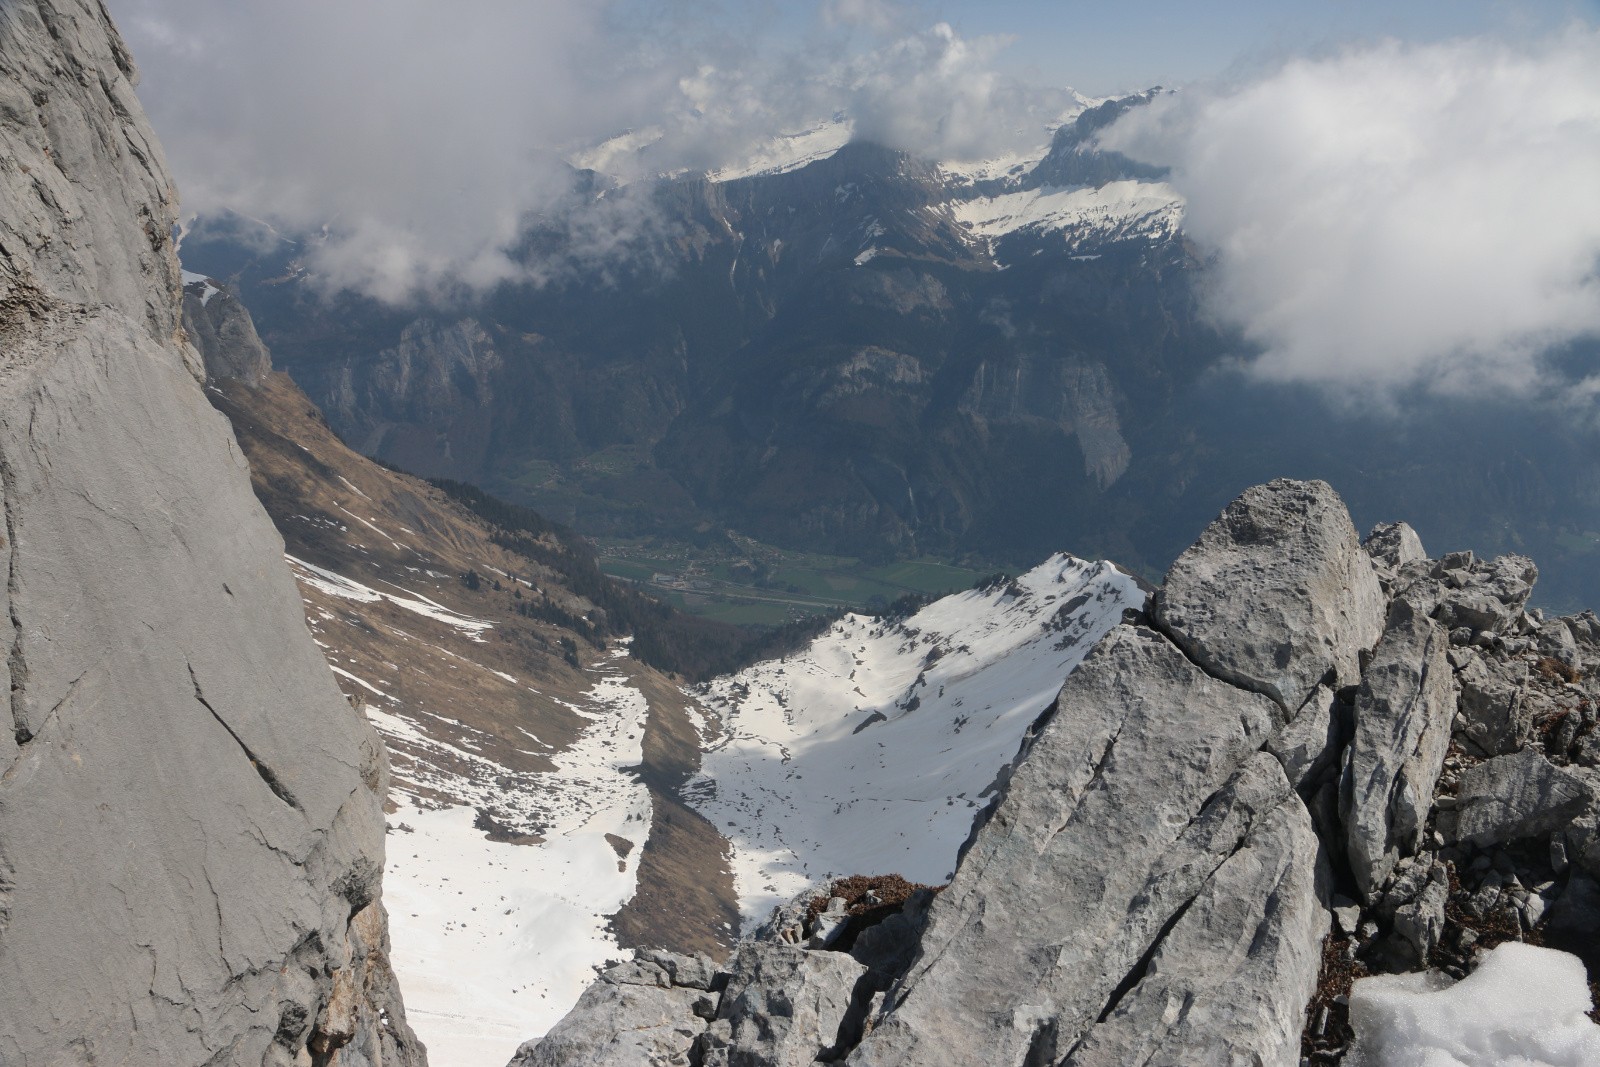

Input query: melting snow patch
[180,269,221,306]
[1347,942,1600,1066]
[287,555,492,639]
[383,795,648,1067]
[687,554,1141,925]
[375,646,655,1067]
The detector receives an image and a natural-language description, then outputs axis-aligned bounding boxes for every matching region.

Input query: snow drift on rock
[1348,942,1600,1066]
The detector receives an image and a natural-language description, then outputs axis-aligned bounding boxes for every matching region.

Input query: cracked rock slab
[1341,596,1456,901]
[846,626,1287,1067]
[1155,479,1386,712]
[1061,787,1327,1067]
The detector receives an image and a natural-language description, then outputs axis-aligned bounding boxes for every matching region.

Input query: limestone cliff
[0,2,423,1064]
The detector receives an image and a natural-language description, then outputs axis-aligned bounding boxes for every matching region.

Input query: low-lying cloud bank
[1102,29,1600,400]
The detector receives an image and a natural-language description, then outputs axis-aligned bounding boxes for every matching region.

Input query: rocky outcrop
[1154,478,1387,712]
[518,478,1600,1067]
[0,3,421,1064]
[1341,595,1456,900]
[182,276,272,385]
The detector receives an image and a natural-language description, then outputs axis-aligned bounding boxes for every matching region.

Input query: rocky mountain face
[0,3,423,1064]
[179,100,1600,610]
[515,479,1600,1066]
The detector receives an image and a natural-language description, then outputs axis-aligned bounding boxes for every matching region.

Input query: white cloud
[113,2,1072,302]
[1100,28,1600,399]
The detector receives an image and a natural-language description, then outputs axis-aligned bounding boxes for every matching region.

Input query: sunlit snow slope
[382,645,653,1063]
[686,554,1143,925]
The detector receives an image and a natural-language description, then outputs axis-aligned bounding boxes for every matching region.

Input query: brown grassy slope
[207,371,736,957]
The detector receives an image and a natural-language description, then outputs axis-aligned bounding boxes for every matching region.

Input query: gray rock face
[1060,789,1327,1067]
[183,281,273,386]
[1432,554,1539,636]
[958,355,1131,488]
[1155,479,1386,712]
[1438,749,1594,848]
[1341,596,1456,900]
[327,316,503,459]
[848,628,1289,1067]
[0,3,421,1064]
[711,943,868,1067]
[1456,652,1531,756]
[509,960,706,1067]
[1364,521,1427,575]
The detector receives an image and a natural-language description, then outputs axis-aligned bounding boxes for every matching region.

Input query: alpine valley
[178,96,1600,612]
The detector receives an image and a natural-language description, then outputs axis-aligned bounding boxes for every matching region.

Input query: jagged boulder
[1432,553,1539,636]
[1341,595,1457,900]
[707,943,868,1067]
[1364,521,1428,577]
[509,960,707,1067]
[1155,478,1386,712]
[1438,749,1594,849]
[1455,652,1531,756]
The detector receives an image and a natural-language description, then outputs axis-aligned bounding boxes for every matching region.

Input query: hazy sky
[112,1,1600,397]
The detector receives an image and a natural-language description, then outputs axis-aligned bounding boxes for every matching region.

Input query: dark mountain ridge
[178,102,1600,611]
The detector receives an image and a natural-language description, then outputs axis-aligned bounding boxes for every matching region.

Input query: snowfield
[952,179,1184,248]
[685,554,1144,925]
[377,646,654,1067]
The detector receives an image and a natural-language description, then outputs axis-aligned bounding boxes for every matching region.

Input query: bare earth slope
[0,2,421,1064]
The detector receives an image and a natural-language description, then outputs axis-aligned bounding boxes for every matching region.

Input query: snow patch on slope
[288,554,493,639]
[686,554,1142,925]
[379,645,654,1067]
[709,118,854,183]
[952,180,1184,248]
[180,268,221,306]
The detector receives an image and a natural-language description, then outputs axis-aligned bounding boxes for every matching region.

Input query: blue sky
[749,0,1600,93]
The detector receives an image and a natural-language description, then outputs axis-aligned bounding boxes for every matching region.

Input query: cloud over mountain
[1102,29,1600,399]
[116,1,1066,302]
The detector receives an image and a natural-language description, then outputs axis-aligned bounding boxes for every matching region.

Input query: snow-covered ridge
[685,553,1143,926]
[709,118,856,183]
[951,179,1184,249]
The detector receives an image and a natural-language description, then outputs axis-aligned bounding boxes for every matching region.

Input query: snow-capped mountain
[687,555,1143,925]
